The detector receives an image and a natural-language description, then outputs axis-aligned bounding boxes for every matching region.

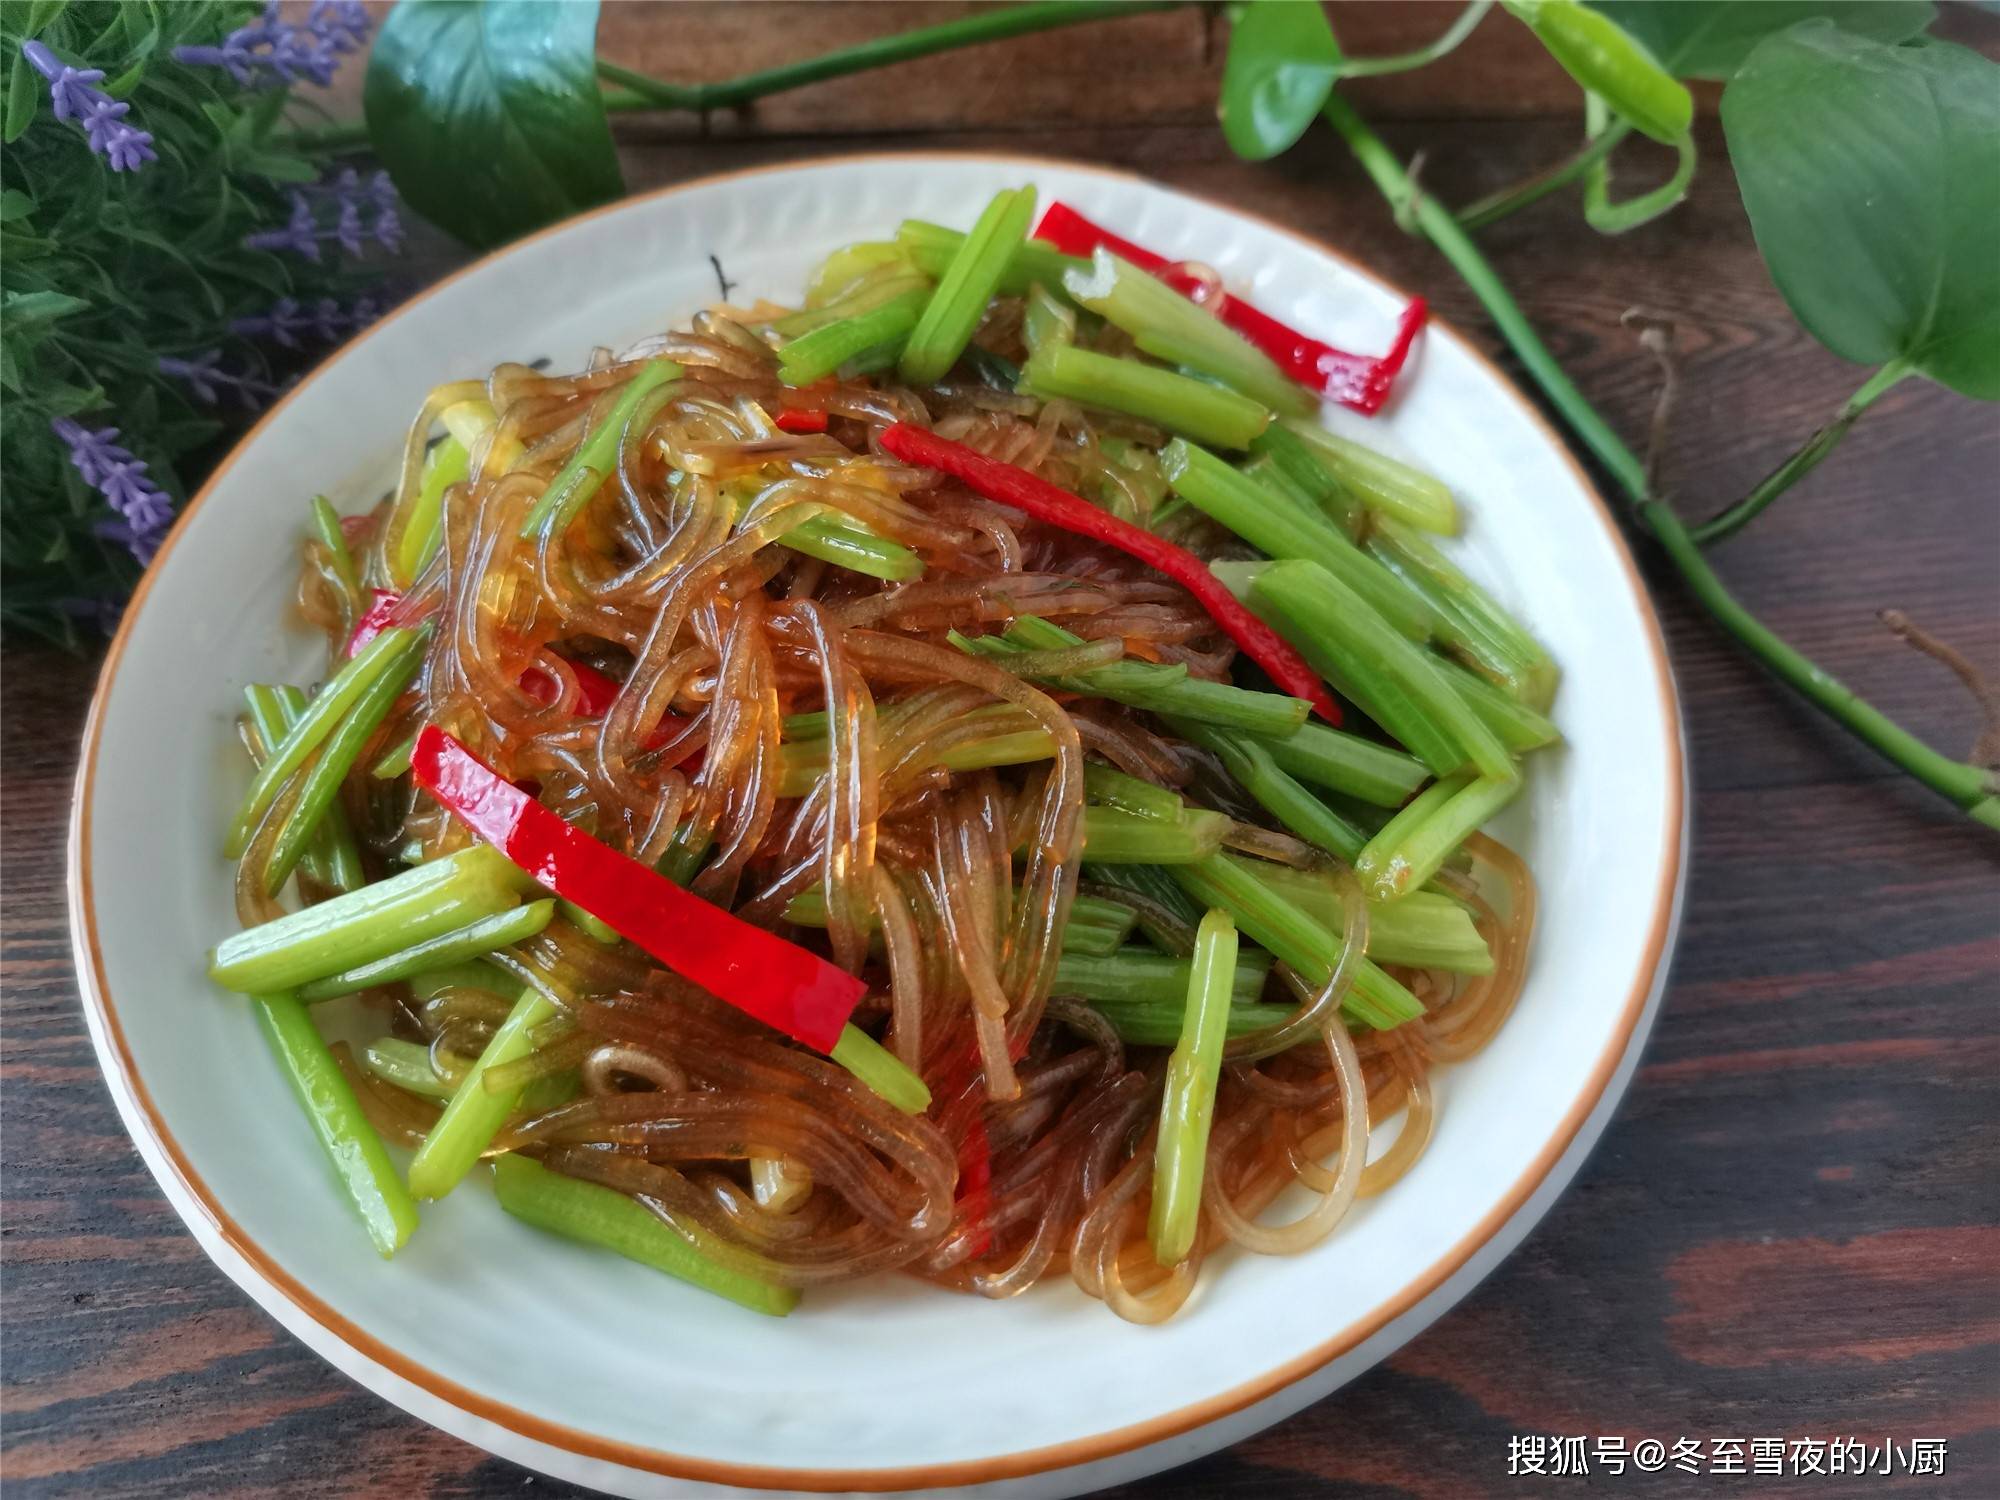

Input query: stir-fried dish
[209,189,1556,1323]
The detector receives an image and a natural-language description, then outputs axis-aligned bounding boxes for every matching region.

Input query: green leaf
[1723,28,2000,399]
[3,289,90,325]
[1588,1,1934,79]
[4,49,39,144]
[1220,0,1344,161]
[24,1,71,35]
[363,0,624,249]
[0,188,36,223]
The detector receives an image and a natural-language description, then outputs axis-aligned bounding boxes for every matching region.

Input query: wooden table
[5,5,1996,1494]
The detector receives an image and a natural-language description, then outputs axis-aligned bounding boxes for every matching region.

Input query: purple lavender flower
[21,41,155,172]
[52,418,176,563]
[159,351,277,409]
[372,203,404,253]
[175,0,371,90]
[334,198,365,256]
[231,295,308,347]
[244,191,321,260]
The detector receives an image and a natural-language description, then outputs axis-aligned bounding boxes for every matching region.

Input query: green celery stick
[780,513,923,581]
[493,1155,798,1316]
[1246,422,1366,535]
[295,901,556,1003]
[309,495,360,596]
[264,628,428,893]
[1168,717,1371,862]
[1283,418,1459,535]
[1072,806,1227,865]
[1435,656,1562,750]
[1357,772,1521,901]
[1083,763,1186,822]
[780,284,931,385]
[1366,516,1557,708]
[1018,343,1271,450]
[1246,718,1431,808]
[361,1036,469,1100]
[393,437,471,586]
[517,359,681,538]
[1150,908,1237,1264]
[253,992,419,1257]
[1054,945,1272,1009]
[1163,438,1435,641]
[1171,853,1423,1029]
[899,186,1036,385]
[245,685,362,892]
[830,1024,931,1114]
[1253,865,1494,973]
[1023,280,1078,354]
[210,846,536,993]
[1089,998,1296,1048]
[406,987,555,1200]
[896,218,1087,296]
[1064,248,1315,418]
[227,625,425,857]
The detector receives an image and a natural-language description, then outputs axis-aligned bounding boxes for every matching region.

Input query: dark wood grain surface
[5,5,1998,1495]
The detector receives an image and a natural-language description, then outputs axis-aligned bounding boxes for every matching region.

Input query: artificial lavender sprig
[157,351,280,408]
[173,0,372,90]
[245,177,403,260]
[19,42,155,172]
[231,294,382,347]
[51,419,175,563]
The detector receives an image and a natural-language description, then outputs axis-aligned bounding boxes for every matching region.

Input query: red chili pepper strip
[879,423,1339,723]
[412,727,863,1052]
[1032,201,1428,417]
[520,656,623,715]
[774,408,830,435]
[344,589,403,658]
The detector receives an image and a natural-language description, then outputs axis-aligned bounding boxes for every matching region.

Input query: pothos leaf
[1587,1,1935,80]
[1219,0,1344,161]
[363,0,624,249]
[1723,27,2000,400]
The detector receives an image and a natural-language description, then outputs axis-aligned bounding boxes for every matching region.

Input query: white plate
[69,154,1686,1498]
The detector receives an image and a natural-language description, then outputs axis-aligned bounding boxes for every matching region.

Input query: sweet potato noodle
[285,310,1535,1324]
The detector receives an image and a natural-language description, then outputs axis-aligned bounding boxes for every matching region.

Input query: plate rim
[67,148,1687,1492]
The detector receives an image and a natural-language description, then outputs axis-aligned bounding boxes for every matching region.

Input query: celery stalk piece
[1171,853,1424,1029]
[264,627,428,893]
[1282,417,1460,534]
[896,218,1088,296]
[1023,280,1078,355]
[392,437,470,587]
[295,900,556,1003]
[1018,343,1271,450]
[1083,763,1187,822]
[1357,773,1521,901]
[1436,657,1562,750]
[1218,558,1515,780]
[371,729,418,780]
[210,845,537,993]
[1071,806,1227,865]
[1090,998,1297,1048]
[309,494,361,596]
[1365,516,1558,709]
[804,240,915,308]
[830,1023,932,1114]
[493,1155,799,1316]
[254,993,419,1257]
[556,899,621,947]
[1246,719,1431,808]
[768,267,930,337]
[779,285,931,385]
[1150,908,1238,1264]
[407,960,512,1000]
[1167,717,1371,863]
[957,615,1309,736]
[780,513,923,581]
[226,625,426,857]
[1246,422,1366,536]
[517,358,682,538]
[1252,866,1495,974]
[899,186,1037,385]
[245,685,361,892]
[778,723,1051,797]
[1162,439,1435,641]
[1063,248,1317,418]
[406,987,555,1200]
[1054,946,1273,1009]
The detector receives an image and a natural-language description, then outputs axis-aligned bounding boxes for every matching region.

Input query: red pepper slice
[878,423,1339,723]
[774,408,830,435]
[412,727,864,1052]
[345,589,403,658]
[1032,201,1428,417]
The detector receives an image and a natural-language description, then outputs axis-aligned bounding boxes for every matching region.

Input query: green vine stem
[286,0,1182,152]
[1457,118,1631,229]
[1320,90,1999,828]
[1580,94,1696,235]
[1692,361,1912,544]
[1336,0,1495,79]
